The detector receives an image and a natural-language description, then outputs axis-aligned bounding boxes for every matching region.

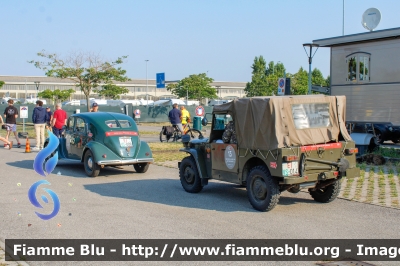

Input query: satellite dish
[361,8,381,31]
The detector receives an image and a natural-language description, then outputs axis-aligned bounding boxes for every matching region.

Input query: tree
[245,57,287,97]
[312,68,327,87]
[244,56,268,97]
[291,67,309,95]
[29,50,129,111]
[96,84,129,100]
[38,88,76,104]
[166,73,216,102]
[0,81,4,88]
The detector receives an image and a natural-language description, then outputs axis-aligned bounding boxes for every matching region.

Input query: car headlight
[388,126,393,131]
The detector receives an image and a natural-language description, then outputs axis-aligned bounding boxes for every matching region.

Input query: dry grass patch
[149,142,187,163]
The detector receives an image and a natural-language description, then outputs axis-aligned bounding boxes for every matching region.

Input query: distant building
[0,76,246,104]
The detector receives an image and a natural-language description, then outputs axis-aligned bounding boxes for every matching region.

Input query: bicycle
[160,123,203,142]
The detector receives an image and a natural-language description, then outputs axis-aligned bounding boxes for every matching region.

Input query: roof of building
[0,75,246,88]
[313,27,400,47]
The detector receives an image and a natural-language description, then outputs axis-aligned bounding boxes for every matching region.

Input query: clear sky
[0,0,398,82]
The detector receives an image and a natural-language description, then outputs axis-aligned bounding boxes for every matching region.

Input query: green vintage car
[46,112,153,177]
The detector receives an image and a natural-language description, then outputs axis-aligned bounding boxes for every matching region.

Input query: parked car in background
[45,112,153,177]
[350,122,400,144]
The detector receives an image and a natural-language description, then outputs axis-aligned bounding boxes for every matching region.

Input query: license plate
[119,137,133,147]
[282,162,299,176]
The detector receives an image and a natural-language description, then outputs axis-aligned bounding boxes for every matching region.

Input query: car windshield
[104,119,132,128]
[291,103,331,129]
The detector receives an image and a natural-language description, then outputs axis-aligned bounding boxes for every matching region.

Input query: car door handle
[212,148,215,150]
[221,148,226,150]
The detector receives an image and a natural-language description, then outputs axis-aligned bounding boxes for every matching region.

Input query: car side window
[75,118,86,133]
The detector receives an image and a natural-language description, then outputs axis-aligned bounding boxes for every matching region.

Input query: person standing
[51,103,67,138]
[168,103,183,133]
[0,115,13,149]
[45,107,53,130]
[180,105,191,130]
[3,99,20,148]
[32,100,47,151]
[90,102,99,112]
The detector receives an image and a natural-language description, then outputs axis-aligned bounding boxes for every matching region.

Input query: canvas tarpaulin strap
[212,95,352,151]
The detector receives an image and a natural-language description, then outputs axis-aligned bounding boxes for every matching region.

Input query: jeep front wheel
[309,179,341,203]
[179,156,203,193]
[246,166,280,212]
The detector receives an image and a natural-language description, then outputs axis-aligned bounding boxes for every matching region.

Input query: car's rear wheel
[134,163,149,173]
[84,150,100,177]
[159,130,170,142]
[246,165,280,212]
[309,179,341,203]
[179,156,203,193]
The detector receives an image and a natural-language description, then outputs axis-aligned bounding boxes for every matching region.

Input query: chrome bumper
[96,158,154,166]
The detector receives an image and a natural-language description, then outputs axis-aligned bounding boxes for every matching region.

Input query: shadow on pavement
[7,160,35,170]
[84,179,315,212]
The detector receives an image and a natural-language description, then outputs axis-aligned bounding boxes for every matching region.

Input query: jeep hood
[212,95,352,150]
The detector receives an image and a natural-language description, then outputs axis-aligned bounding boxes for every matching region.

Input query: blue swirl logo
[28,180,60,220]
[33,130,59,176]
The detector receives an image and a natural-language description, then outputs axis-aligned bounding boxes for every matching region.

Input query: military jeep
[178,95,360,212]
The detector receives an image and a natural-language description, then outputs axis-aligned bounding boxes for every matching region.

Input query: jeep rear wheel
[134,163,149,173]
[246,166,280,212]
[309,179,341,203]
[179,156,203,193]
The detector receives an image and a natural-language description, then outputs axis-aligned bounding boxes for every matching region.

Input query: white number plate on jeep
[282,162,299,176]
[119,137,133,147]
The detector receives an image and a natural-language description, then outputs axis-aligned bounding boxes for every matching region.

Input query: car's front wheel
[134,163,149,173]
[84,150,100,177]
[246,166,280,212]
[179,156,203,193]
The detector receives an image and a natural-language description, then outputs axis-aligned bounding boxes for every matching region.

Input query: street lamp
[302,43,319,95]
[34,81,40,99]
[145,60,149,104]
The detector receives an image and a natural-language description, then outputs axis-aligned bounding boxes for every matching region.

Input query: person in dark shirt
[45,107,53,130]
[168,103,183,133]
[32,100,47,151]
[3,99,20,148]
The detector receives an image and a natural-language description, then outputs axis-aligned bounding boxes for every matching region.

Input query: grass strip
[366,168,375,203]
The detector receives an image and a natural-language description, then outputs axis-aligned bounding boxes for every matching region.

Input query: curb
[0,238,30,266]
